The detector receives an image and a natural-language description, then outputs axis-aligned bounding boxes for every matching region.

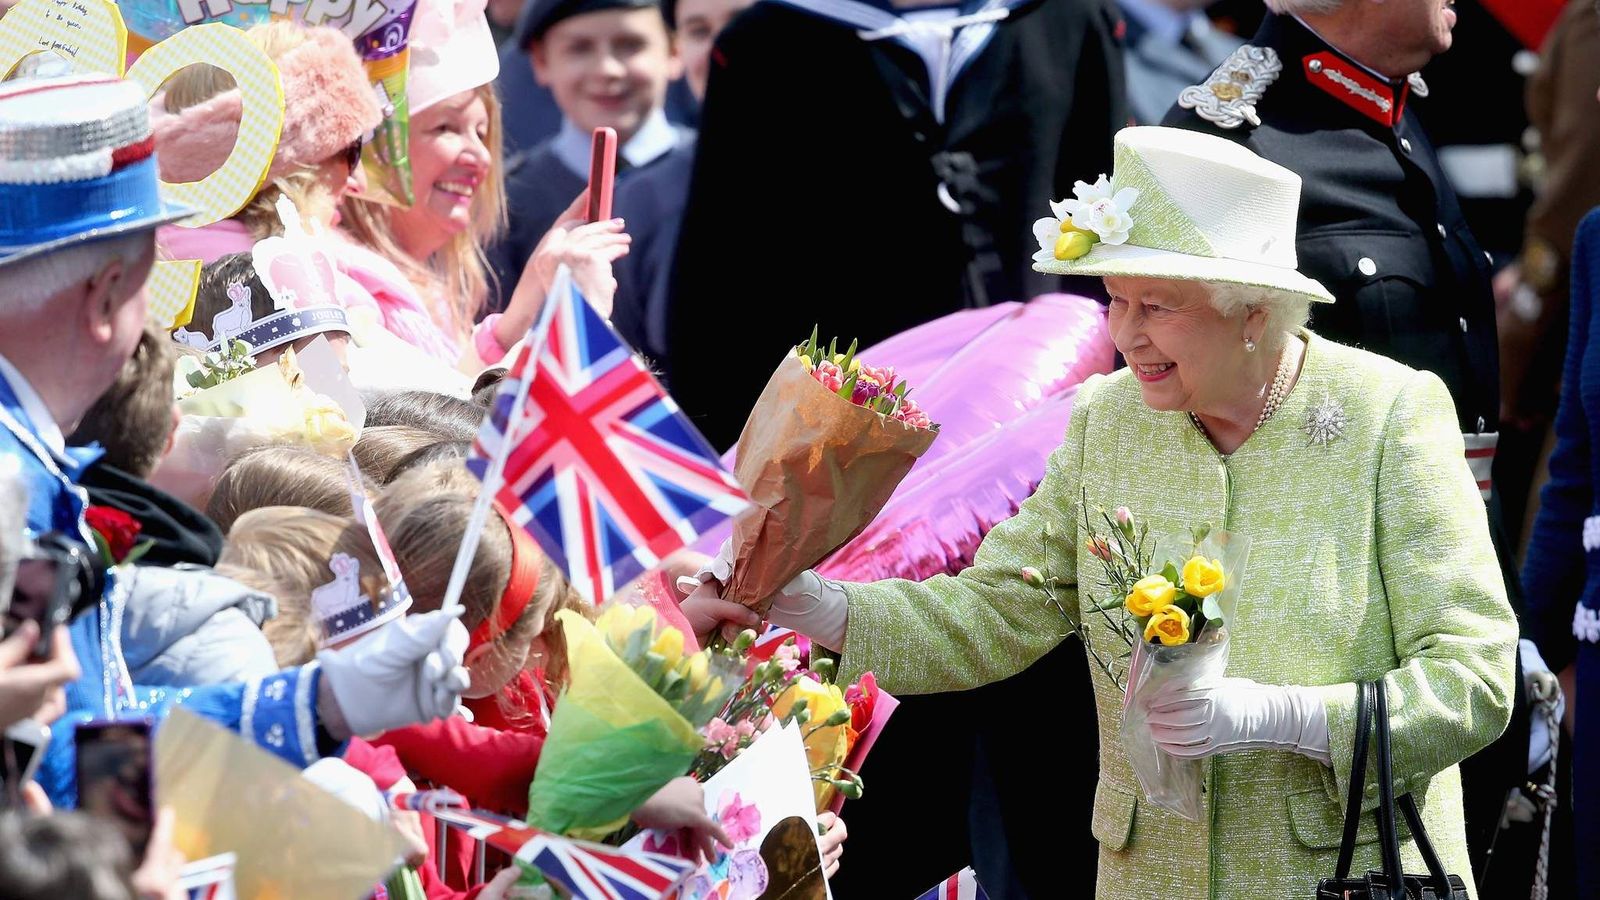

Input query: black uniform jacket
[1163,12,1499,437]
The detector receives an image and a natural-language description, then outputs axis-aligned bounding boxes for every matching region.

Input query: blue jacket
[1520,205,1600,900]
[0,365,327,807]
[1523,207,1600,672]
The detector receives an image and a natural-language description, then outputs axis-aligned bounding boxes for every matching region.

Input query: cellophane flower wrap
[724,332,938,610]
[525,606,739,840]
[1117,528,1250,821]
[689,631,883,813]
[1024,506,1250,822]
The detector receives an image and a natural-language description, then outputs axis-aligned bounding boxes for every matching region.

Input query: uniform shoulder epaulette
[1177,45,1282,130]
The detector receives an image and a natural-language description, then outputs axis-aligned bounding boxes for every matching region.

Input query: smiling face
[390,90,493,259]
[531,7,681,143]
[1104,276,1264,415]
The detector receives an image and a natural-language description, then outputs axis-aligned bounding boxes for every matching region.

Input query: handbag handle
[1332,680,1375,880]
[1371,681,1407,898]
[1372,682,1459,898]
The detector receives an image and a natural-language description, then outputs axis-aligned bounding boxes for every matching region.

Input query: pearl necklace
[1189,345,1296,440]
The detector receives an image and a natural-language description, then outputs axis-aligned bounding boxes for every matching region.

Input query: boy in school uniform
[486,0,694,312]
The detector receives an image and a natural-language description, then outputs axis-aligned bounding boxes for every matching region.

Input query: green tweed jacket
[839,333,1517,899]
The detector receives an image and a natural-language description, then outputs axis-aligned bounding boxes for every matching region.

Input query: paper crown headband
[172,199,352,354]
[315,455,413,645]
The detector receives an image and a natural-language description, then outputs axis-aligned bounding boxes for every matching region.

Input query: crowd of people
[0,0,1593,897]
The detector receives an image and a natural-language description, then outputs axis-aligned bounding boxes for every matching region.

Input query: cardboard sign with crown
[314,455,412,647]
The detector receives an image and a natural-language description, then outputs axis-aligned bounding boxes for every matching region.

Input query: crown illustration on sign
[314,454,414,645]
[171,198,352,355]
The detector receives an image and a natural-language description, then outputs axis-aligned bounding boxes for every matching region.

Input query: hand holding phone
[76,720,155,858]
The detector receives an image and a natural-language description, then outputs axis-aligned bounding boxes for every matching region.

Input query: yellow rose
[1181,556,1226,598]
[772,676,851,810]
[1126,574,1176,617]
[1144,605,1191,646]
[649,627,685,670]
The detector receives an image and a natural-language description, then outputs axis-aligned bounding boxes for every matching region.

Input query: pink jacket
[157,221,510,368]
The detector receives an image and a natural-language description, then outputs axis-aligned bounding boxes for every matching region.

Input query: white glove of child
[1145,676,1331,764]
[318,609,471,737]
[675,540,850,652]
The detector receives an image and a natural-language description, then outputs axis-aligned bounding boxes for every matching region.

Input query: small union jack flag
[469,267,749,603]
[389,793,695,900]
[914,867,990,900]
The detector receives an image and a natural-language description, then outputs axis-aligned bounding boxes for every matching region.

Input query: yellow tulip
[596,605,633,648]
[1144,605,1192,646]
[1181,556,1226,598]
[681,651,711,693]
[649,627,685,671]
[1054,231,1095,261]
[1126,574,1177,617]
[629,603,659,634]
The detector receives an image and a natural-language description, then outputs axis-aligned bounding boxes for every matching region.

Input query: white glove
[1145,676,1331,764]
[318,609,471,737]
[675,539,850,651]
[1521,638,1565,774]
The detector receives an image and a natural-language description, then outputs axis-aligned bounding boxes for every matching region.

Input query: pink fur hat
[151,26,383,185]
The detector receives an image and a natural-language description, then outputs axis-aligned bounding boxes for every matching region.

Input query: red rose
[85,506,142,563]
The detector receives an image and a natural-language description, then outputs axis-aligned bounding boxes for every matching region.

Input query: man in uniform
[1162,0,1531,882]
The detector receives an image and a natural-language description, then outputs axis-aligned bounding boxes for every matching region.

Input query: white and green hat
[1032,126,1334,304]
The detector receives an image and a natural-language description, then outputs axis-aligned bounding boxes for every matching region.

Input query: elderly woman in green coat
[684,126,1517,899]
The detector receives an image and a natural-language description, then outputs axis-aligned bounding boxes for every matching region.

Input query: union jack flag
[389,793,694,899]
[469,267,749,603]
[913,867,990,900]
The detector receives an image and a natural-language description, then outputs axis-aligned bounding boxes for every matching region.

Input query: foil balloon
[693,293,1114,576]
[818,389,1079,583]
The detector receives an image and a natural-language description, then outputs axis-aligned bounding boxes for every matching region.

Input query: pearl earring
[1244,337,1257,352]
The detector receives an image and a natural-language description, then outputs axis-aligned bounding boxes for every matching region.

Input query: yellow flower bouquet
[524,606,740,840]
[1022,497,1251,821]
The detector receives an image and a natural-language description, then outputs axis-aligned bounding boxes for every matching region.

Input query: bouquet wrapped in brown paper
[724,332,939,609]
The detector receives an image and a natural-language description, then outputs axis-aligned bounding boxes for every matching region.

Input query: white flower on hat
[1063,175,1140,246]
[1031,215,1063,264]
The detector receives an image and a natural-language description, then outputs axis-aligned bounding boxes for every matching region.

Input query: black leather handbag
[1315,681,1470,900]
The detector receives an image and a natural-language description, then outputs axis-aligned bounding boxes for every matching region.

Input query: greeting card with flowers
[627,722,829,900]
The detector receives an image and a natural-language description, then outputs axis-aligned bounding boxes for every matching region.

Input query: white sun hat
[1032,125,1334,304]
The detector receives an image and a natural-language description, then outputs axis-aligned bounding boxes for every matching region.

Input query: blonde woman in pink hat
[340,0,630,370]
[152,17,623,375]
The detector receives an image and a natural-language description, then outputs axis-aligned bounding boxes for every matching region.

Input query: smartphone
[3,553,68,662]
[586,126,618,224]
[75,720,154,858]
[0,719,49,808]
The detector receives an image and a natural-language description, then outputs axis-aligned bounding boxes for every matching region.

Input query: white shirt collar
[551,110,680,181]
[0,353,63,456]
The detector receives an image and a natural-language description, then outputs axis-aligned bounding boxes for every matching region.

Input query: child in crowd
[363,390,484,440]
[206,446,369,533]
[488,0,690,315]
[68,326,224,569]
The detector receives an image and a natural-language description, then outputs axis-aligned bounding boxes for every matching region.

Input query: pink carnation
[773,641,802,673]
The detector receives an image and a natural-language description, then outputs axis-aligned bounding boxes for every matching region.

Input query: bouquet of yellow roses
[1023,498,1250,821]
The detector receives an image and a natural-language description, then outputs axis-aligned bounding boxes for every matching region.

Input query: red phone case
[586,127,618,223]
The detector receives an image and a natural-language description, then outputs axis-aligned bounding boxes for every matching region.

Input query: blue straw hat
[0,74,192,268]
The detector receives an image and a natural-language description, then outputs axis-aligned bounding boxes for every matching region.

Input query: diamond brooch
[1304,397,1347,447]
